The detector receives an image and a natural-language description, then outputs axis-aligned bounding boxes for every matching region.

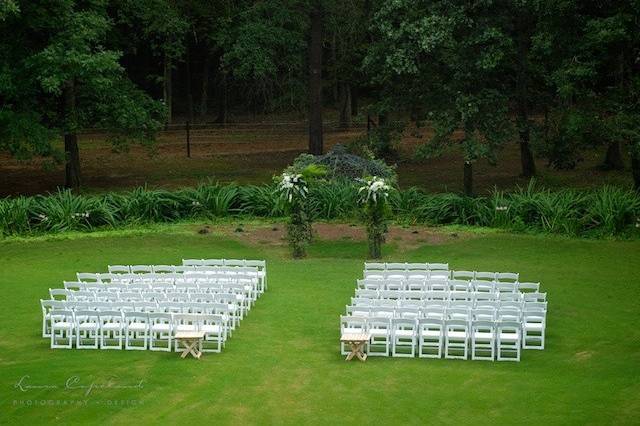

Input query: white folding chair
[75,310,100,349]
[475,272,497,281]
[201,314,224,353]
[367,317,391,356]
[517,282,541,293]
[76,273,99,283]
[364,262,385,271]
[428,263,449,271]
[386,262,407,271]
[496,282,517,293]
[496,272,519,282]
[444,319,469,360]
[472,280,496,293]
[345,305,370,317]
[124,312,149,350]
[471,320,495,361]
[340,316,367,355]
[452,270,475,281]
[522,309,546,350]
[49,289,71,301]
[391,318,417,357]
[41,300,65,338]
[429,270,450,280]
[418,318,444,358]
[50,310,75,349]
[173,314,201,352]
[423,304,446,320]
[99,311,124,349]
[149,313,173,351]
[497,321,521,361]
[108,265,130,274]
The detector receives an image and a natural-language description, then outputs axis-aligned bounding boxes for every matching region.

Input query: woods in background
[0,0,639,192]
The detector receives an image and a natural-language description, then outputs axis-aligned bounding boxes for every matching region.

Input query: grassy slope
[0,227,639,425]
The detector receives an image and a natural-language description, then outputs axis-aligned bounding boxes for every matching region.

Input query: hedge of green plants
[1,181,638,238]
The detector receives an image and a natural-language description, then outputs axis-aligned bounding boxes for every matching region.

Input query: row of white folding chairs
[70,279,262,301]
[363,270,451,280]
[48,310,226,352]
[62,282,257,302]
[341,316,523,360]
[182,258,266,269]
[346,303,546,321]
[364,262,449,271]
[107,265,263,277]
[350,298,547,311]
[109,260,265,274]
[41,300,241,337]
[357,279,540,293]
[363,270,521,282]
[345,304,545,351]
[92,272,264,293]
[81,271,261,283]
[50,288,251,308]
[42,299,242,319]
[354,289,546,302]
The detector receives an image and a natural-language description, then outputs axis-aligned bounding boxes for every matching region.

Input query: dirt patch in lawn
[198,222,467,251]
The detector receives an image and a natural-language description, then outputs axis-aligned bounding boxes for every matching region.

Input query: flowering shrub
[358,176,391,204]
[358,177,394,259]
[278,173,308,202]
[277,173,313,258]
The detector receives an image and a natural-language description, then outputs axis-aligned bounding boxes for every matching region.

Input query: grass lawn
[0,224,639,425]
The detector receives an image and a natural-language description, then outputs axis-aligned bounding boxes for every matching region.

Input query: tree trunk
[215,72,227,124]
[602,141,625,170]
[163,53,172,125]
[463,161,473,197]
[308,1,324,155]
[199,53,210,120]
[369,233,383,259]
[331,32,338,105]
[519,126,536,177]
[632,153,640,193]
[515,9,536,177]
[63,80,80,190]
[339,83,351,129]
[351,85,358,116]
[185,46,194,124]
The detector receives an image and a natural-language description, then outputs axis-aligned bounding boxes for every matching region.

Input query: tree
[325,0,370,129]
[221,0,307,115]
[116,0,188,125]
[533,0,640,184]
[0,0,163,189]
[308,0,324,154]
[365,0,513,196]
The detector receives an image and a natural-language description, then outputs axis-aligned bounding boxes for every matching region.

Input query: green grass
[0,225,639,425]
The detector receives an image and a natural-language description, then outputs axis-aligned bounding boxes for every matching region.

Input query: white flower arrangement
[358,176,391,204]
[72,212,90,218]
[278,173,308,203]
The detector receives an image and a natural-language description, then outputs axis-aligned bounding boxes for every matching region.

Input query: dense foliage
[285,144,396,182]
[1,0,639,193]
[1,182,638,238]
